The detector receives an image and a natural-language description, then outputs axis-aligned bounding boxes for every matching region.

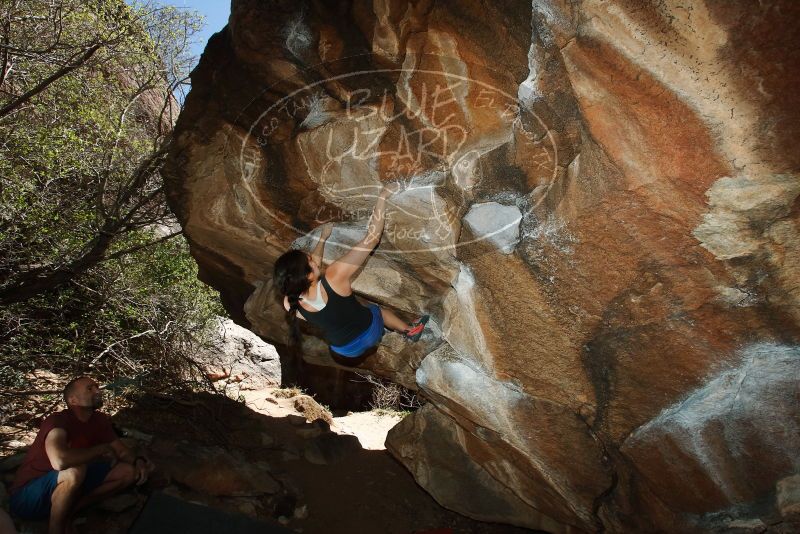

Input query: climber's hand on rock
[380,180,404,198]
[320,222,333,240]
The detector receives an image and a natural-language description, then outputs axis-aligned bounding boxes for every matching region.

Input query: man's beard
[91,394,104,409]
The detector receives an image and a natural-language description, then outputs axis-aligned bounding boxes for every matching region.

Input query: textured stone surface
[620,343,800,526]
[777,475,800,518]
[197,317,282,389]
[462,202,522,254]
[151,441,280,497]
[164,1,800,531]
[292,394,333,425]
[387,403,582,533]
[410,343,610,530]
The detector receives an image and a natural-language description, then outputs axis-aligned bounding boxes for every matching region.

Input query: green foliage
[0,235,224,387]
[0,0,218,399]
[0,1,202,281]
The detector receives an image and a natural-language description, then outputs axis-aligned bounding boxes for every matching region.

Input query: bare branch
[101,229,182,263]
[0,42,101,119]
[0,389,62,397]
[91,329,155,365]
[0,10,13,87]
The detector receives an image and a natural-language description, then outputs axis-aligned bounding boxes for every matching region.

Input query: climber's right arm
[328,184,397,283]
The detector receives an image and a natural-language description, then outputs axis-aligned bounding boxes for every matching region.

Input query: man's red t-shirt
[10,409,117,493]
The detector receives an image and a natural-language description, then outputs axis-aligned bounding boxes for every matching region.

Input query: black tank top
[297,275,373,346]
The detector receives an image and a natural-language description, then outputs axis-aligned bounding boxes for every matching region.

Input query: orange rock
[164,0,800,531]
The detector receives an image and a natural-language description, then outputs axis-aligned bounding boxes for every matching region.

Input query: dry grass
[355,373,424,413]
[273,386,305,399]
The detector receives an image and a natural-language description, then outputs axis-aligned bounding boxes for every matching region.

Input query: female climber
[273,182,429,359]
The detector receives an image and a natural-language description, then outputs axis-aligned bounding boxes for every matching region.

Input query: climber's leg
[380,307,410,332]
[402,314,429,342]
[379,307,429,341]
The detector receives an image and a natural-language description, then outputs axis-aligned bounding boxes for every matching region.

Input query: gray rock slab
[462,202,522,253]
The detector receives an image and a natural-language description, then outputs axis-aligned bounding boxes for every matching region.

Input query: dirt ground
[1,386,538,534]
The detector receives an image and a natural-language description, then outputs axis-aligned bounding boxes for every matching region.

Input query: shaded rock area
[164,0,800,532]
[620,343,800,521]
[1,391,535,534]
[290,361,377,412]
[198,319,379,414]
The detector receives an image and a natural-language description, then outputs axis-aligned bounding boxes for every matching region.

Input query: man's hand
[96,443,118,466]
[133,456,154,486]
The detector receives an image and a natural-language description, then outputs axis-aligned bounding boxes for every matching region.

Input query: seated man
[8,376,151,534]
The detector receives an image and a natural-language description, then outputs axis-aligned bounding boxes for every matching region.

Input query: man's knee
[108,462,136,487]
[58,465,86,487]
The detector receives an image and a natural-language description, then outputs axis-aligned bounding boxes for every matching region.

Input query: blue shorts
[330,304,385,358]
[9,462,113,520]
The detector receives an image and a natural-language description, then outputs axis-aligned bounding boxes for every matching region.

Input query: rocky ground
[1,385,536,534]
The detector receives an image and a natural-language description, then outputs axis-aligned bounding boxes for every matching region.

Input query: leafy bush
[0,234,224,391]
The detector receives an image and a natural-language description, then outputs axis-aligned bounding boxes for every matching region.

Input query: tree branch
[101,229,182,262]
[91,329,155,365]
[0,13,12,87]
[0,389,62,397]
[0,42,101,119]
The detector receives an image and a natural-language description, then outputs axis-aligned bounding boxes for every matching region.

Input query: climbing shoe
[402,314,430,342]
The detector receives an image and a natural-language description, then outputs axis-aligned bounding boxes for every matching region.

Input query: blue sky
[165,0,231,66]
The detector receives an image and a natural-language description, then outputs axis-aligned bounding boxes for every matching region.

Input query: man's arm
[109,440,135,464]
[311,223,333,266]
[44,428,116,471]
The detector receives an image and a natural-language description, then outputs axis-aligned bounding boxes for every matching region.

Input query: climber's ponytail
[286,294,303,346]
[273,249,312,347]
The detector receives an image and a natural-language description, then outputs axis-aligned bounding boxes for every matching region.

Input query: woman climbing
[273,182,429,359]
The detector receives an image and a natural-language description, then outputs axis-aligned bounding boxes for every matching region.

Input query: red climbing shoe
[402,315,429,342]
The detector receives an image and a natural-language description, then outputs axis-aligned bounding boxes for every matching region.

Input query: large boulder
[164,1,800,531]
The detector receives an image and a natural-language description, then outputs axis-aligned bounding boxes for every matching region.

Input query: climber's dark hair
[273,249,312,346]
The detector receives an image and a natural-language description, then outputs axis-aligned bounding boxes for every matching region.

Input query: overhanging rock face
[164,1,800,531]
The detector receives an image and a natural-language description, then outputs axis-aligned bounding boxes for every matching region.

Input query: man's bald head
[63,376,103,408]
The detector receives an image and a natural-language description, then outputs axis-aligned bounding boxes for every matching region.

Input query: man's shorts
[9,462,112,520]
